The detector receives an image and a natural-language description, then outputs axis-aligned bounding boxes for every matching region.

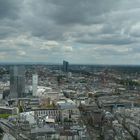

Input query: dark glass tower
[10,66,25,98]
[63,60,69,72]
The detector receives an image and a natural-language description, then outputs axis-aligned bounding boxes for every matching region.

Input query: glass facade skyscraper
[63,60,69,72]
[10,66,25,98]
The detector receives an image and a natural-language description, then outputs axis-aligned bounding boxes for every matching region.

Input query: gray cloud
[0,0,21,19]
[0,0,140,64]
[77,34,136,45]
[48,0,120,25]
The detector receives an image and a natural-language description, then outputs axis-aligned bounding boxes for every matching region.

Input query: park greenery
[0,114,11,119]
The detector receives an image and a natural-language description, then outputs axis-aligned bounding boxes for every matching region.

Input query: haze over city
[0,0,140,64]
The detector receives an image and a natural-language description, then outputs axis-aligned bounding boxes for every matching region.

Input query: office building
[10,66,25,98]
[32,74,38,96]
[63,60,69,72]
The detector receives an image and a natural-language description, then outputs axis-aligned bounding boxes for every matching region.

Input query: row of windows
[63,109,79,114]
[35,110,60,116]
[0,109,13,114]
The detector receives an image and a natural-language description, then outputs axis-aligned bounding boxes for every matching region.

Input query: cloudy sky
[0,0,140,64]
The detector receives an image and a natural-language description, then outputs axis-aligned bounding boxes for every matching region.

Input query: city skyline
[1,0,140,64]
[0,63,140,139]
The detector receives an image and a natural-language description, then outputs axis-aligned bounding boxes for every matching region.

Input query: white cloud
[17,50,26,56]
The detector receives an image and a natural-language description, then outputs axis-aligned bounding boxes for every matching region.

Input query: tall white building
[32,74,38,96]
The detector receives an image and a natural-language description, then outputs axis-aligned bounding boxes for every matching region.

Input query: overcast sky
[0,0,140,64]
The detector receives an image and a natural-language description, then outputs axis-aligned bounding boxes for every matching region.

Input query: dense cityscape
[1,0,140,139]
[0,62,140,140]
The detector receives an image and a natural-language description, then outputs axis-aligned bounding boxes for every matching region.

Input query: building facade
[32,74,38,96]
[33,108,61,122]
[63,60,69,72]
[10,66,25,98]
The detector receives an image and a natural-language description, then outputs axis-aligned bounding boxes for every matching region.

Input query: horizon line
[0,62,140,66]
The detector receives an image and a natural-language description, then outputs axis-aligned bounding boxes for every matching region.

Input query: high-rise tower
[10,66,25,98]
[63,60,69,72]
[32,74,38,96]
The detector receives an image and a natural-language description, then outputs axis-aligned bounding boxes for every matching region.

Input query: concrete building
[0,106,18,115]
[57,100,80,121]
[33,108,61,122]
[115,107,140,140]
[32,74,38,96]
[0,90,3,100]
[10,66,25,98]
